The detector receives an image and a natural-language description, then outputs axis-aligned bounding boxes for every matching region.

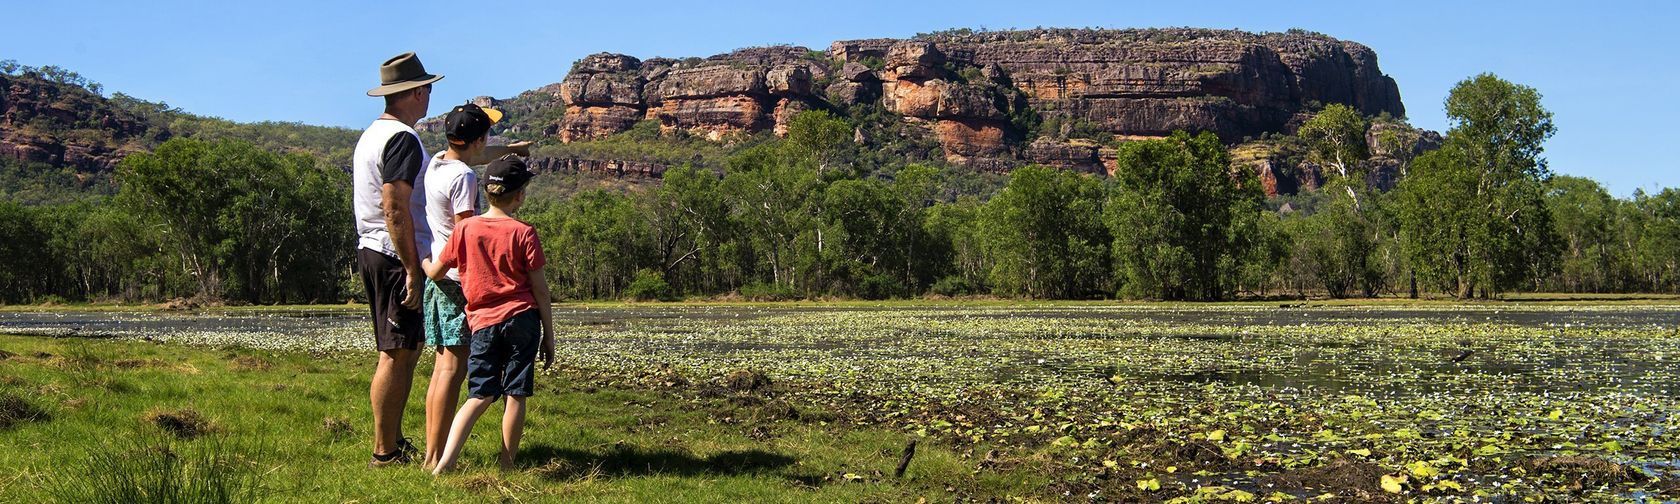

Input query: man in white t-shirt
[353,52,440,468]
[417,102,497,469]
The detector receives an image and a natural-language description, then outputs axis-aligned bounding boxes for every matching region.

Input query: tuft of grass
[43,437,263,504]
[57,344,100,370]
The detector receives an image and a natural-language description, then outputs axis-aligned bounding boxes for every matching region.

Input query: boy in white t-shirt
[417,102,498,469]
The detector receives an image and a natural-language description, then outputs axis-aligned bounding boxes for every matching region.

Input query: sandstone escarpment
[538,28,1414,190]
[1230,119,1441,197]
[527,156,669,178]
[555,48,829,143]
[857,28,1404,143]
[0,73,152,173]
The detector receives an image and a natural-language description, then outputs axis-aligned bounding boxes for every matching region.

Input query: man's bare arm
[381,181,424,309]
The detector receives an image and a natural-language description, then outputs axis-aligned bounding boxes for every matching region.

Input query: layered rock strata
[0,73,150,173]
[541,28,1414,192]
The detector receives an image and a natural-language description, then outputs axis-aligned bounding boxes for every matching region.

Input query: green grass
[4,305,1680,502]
[0,335,1039,502]
[3,292,1679,314]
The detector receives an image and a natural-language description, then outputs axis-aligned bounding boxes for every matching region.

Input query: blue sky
[7,0,1675,195]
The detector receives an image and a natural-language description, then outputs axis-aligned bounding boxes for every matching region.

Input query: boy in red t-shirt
[427,155,555,474]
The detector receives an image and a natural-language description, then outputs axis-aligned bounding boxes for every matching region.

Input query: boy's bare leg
[370,347,420,456]
[422,346,469,468]
[434,395,497,475]
[499,396,529,470]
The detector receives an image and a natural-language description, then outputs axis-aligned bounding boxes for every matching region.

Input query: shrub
[857,274,900,301]
[929,275,976,297]
[625,269,677,302]
[738,282,799,301]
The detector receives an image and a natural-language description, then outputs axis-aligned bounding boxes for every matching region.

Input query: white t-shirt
[423,152,478,281]
[352,119,432,258]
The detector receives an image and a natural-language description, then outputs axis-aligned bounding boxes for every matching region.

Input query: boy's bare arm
[466,141,531,165]
[422,257,448,281]
[529,270,555,369]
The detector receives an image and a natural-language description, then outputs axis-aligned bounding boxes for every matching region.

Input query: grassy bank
[0,335,1034,502]
[2,292,1677,314]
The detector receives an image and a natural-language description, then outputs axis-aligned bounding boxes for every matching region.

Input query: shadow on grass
[523,442,798,481]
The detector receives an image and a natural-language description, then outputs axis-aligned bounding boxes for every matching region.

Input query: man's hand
[505,141,532,157]
[540,328,555,370]
[401,271,424,310]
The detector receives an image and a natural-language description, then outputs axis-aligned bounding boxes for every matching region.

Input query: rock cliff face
[539,28,1412,191]
[1231,120,1441,197]
[0,73,152,173]
[556,47,830,143]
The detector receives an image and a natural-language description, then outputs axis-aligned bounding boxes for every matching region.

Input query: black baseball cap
[445,103,501,146]
[483,154,535,195]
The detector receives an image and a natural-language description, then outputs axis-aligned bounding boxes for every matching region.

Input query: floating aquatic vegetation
[4,304,1678,500]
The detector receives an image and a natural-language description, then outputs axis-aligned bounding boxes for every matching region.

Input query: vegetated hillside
[431,27,1436,197]
[0,61,356,202]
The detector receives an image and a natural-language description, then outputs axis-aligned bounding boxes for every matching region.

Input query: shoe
[368,449,411,468]
[369,438,417,468]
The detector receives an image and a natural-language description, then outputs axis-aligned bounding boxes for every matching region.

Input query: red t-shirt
[435,216,547,332]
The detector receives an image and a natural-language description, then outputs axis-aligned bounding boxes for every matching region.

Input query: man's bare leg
[422,346,469,469]
[370,346,421,457]
[499,396,528,470]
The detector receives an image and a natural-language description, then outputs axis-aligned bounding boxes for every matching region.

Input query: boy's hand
[541,330,555,370]
[506,141,532,156]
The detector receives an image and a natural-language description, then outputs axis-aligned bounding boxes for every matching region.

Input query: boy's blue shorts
[423,279,470,348]
[466,309,541,398]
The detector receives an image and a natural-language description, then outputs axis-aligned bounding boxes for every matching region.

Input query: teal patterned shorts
[424,278,470,347]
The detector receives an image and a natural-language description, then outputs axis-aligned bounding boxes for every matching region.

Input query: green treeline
[0,72,1674,304]
[0,139,350,304]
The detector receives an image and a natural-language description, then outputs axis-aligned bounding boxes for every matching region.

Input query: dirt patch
[321,416,354,439]
[144,408,214,439]
[0,349,15,361]
[0,392,51,429]
[458,473,539,495]
[721,369,772,391]
[1263,457,1389,501]
[230,355,272,372]
[29,351,52,359]
[1522,455,1630,487]
[533,458,588,480]
[111,358,166,369]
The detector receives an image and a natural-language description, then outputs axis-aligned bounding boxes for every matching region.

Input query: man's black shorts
[357,248,423,351]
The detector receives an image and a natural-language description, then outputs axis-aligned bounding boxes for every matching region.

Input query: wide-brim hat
[367,52,444,97]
